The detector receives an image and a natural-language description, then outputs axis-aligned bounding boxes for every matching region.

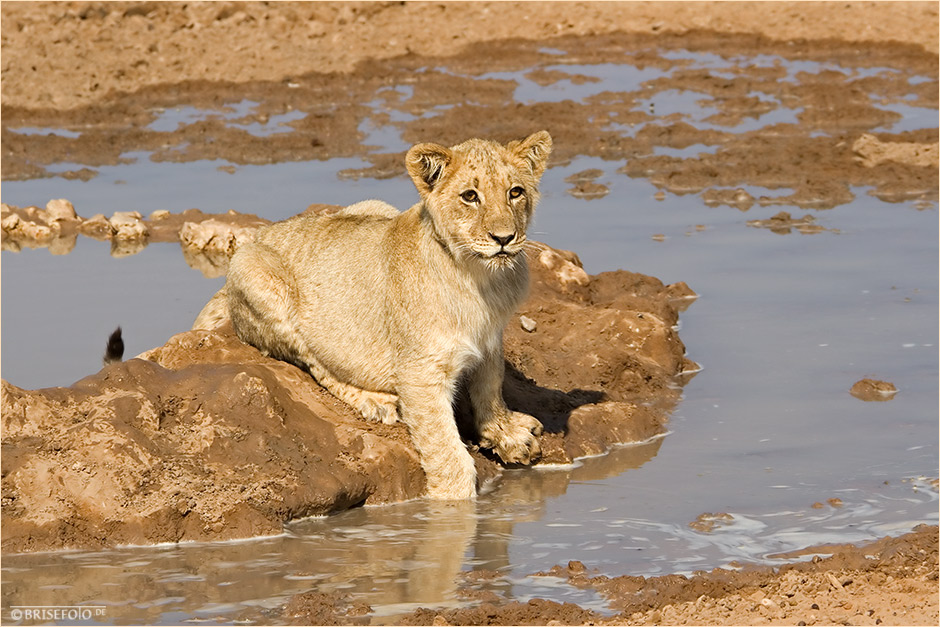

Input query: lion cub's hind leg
[301,358,401,425]
[229,243,401,425]
[227,241,305,361]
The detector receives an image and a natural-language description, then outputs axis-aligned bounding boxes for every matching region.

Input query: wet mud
[3,31,937,213]
[277,524,938,626]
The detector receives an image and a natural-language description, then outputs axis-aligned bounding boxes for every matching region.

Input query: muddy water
[2,44,938,624]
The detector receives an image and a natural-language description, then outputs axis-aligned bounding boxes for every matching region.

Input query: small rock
[651,233,666,242]
[537,247,590,287]
[520,315,537,333]
[180,219,257,254]
[22,221,57,241]
[150,209,171,221]
[45,198,79,222]
[110,211,150,240]
[850,378,898,402]
[1,211,22,231]
[567,560,586,573]
[80,214,114,238]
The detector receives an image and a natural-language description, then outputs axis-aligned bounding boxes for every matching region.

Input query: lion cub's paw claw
[357,393,401,425]
[482,412,543,466]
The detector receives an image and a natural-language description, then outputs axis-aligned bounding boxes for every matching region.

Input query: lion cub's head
[406,131,552,270]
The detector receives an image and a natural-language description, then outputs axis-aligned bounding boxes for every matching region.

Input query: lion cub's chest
[421,271,523,378]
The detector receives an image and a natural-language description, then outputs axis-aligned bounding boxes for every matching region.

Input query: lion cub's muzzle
[485,231,524,259]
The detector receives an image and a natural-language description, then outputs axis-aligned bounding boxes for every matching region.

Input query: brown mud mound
[1,240,697,553]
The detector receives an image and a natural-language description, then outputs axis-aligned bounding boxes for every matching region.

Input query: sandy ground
[2,2,938,625]
[1,2,937,112]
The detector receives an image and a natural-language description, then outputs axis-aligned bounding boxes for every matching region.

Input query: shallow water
[2,44,937,624]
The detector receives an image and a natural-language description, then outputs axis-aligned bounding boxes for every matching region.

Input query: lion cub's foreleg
[468,345,543,465]
[397,367,477,500]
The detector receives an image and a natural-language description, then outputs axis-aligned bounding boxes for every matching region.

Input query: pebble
[520,315,537,332]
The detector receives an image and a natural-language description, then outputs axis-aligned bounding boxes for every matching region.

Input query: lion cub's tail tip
[103,326,125,365]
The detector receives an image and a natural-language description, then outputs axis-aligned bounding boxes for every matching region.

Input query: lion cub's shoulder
[339,199,400,219]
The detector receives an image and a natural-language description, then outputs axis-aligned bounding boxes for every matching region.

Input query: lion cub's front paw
[479,411,543,465]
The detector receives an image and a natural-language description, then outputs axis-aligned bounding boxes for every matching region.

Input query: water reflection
[0,438,664,624]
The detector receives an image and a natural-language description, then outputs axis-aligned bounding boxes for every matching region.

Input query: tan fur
[194,131,552,499]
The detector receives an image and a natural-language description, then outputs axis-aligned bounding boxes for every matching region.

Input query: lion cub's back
[248,210,398,379]
[253,209,394,311]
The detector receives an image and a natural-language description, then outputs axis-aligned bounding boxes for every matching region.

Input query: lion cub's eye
[460,189,479,203]
[509,186,525,199]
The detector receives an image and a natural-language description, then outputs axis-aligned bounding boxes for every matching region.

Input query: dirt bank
[1,213,697,552]
[367,524,938,626]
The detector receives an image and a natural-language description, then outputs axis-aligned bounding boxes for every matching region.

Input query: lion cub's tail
[103,326,124,365]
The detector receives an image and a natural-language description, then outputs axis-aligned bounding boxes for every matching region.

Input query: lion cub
[198,131,552,499]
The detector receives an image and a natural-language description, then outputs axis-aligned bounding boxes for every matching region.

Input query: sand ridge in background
[1,1,938,111]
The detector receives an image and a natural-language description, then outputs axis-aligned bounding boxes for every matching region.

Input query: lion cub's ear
[508,130,553,179]
[406,142,453,196]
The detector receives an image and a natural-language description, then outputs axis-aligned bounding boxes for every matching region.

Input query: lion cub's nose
[489,232,515,247]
